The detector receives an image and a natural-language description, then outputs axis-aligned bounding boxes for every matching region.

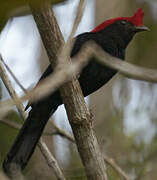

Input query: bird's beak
[135,26,150,32]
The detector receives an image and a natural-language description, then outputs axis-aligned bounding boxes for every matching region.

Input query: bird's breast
[78,58,117,97]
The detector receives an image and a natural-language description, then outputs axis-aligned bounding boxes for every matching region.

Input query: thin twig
[57,0,85,66]
[104,155,131,180]
[0,55,65,180]
[1,57,75,144]
[38,138,65,180]
[0,44,91,116]
[93,43,157,83]
[69,0,85,39]
[0,119,21,129]
[0,56,73,145]
[30,0,108,179]
[1,42,157,117]
[51,126,75,143]
[48,118,75,143]
[0,117,75,144]
[0,58,130,180]
[0,118,130,180]
[0,54,27,120]
[0,55,27,94]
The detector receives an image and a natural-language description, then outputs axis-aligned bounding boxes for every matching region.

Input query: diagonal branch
[104,155,131,180]
[0,117,131,180]
[0,55,65,180]
[29,0,108,179]
[0,55,27,94]
[0,117,75,143]
[93,45,157,83]
[1,41,157,117]
[48,118,75,143]
[0,54,27,120]
[0,56,130,180]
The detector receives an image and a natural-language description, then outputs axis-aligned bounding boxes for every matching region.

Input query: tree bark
[29,1,107,179]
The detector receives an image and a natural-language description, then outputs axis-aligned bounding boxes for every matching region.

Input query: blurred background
[0,0,157,179]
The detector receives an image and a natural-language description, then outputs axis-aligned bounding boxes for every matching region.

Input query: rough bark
[29,1,107,179]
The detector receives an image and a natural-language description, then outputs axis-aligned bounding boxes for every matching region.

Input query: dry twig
[1,41,157,117]
[0,54,27,120]
[38,138,65,180]
[0,55,27,94]
[104,155,131,180]
[29,0,108,179]
[48,118,75,143]
[58,0,85,65]
[0,117,75,144]
[0,119,21,129]
[0,117,130,180]
[94,45,157,83]
[0,56,131,180]
[0,1,140,179]
[0,55,65,180]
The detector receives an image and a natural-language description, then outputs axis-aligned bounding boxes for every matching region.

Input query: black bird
[3,8,148,172]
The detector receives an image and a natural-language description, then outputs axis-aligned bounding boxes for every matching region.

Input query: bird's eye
[120,20,127,25]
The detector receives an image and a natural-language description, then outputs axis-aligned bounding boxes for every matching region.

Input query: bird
[3,8,149,173]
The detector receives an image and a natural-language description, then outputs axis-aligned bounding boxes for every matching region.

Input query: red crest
[92,8,144,32]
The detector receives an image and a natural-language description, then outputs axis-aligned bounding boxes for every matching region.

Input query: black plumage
[3,12,148,172]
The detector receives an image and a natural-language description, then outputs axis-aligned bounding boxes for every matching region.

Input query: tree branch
[29,0,108,179]
[0,56,130,180]
[1,41,157,117]
[0,117,131,180]
[104,155,131,180]
[0,55,27,94]
[38,138,66,180]
[0,56,65,180]
[48,118,75,143]
[0,54,27,120]
[93,45,157,83]
[0,119,21,129]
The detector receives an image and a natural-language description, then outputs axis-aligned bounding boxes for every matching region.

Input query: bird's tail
[3,101,59,175]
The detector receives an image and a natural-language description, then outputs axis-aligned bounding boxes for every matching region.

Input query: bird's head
[91,8,149,48]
